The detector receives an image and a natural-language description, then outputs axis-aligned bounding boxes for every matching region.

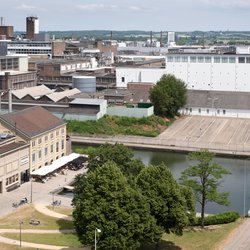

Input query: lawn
[46,205,73,216]
[2,233,82,247]
[0,204,74,230]
[141,219,243,250]
[0,243,33,250]
[0,204,243,250]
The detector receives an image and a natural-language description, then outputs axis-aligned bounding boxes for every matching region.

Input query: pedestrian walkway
[0,203,88,250]
[34,204,73,221]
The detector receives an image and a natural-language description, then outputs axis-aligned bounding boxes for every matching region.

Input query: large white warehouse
[116,51,250,92]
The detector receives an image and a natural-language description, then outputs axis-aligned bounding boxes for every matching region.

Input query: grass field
[46,205,73,216]
[0,205,74,230]
[2,233,82,247]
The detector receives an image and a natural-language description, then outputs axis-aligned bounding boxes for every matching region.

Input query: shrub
[196,211,240,226]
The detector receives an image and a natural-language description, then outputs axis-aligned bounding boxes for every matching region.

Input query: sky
[1,0,250,31]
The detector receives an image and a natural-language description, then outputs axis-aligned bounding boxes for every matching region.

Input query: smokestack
[0,17,4,26]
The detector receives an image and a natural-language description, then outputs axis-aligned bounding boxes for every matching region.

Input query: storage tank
[73,76,96,93]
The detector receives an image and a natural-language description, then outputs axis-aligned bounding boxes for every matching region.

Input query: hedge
[196,211,240,226]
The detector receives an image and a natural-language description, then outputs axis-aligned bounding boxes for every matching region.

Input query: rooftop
[0,106,65,138]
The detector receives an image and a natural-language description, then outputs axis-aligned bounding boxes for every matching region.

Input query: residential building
[0,106,67,172]
[0,136,29,194]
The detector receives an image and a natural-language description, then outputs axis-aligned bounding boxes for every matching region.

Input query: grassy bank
[66,115,171,137]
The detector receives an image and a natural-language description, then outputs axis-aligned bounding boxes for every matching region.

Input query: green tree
[149,74,187,117]
[180,149,231,227]
[72,161,162,250]
[87,143,145,180]
[137,164,193,235]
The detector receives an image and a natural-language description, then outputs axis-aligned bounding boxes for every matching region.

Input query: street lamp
[19,220,23,247]
[30,177,33,203]
[95,228,101,250]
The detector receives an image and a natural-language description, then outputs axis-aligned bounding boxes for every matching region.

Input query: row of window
[31,129,65,147]
[8,43,51,47]
[8,49,51,54]
[187,108,226,115]
[166,56,250,64]
[6,173,18,186]
[32,139,65,164]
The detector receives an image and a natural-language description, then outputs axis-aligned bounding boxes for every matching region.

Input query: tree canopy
[137,164,194,235]
[87,143,145,180]
[72,161,162,250]
[149,74,187,117]
[180,149,231,227]
[73,143,195,248]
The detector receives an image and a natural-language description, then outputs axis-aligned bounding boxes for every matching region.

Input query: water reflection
[133,150,249,216]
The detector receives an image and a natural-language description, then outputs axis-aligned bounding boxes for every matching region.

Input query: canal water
[133,149,250,216]
[73,144,250,215]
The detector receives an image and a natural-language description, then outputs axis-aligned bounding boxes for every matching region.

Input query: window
[198,57,204,63]
[32,153,36,163]
[56,142,59,153]
[45,135,48,142]
[205,57,211,63]
[229,57,236,63]
[198,108,201,114]
[246,57,250,63]
[38,138,42,144]
[223,110,226,115]
[189,108,192,113]
[239,57,245,63]
[182,56,188,62]
[45,147,48,157]
[167,56,173,62]
[50,133,54,139]
[207,109,209,114]
[50,144,53,153]
[217,110,220,114]
[222,57,228,63]
[190,56,196,63]
[61,139,64,150]
[38,150,42,160]
[121,77,125,83]
[214,57,220,63]
[32,141,36,147]
[174,56,181,62]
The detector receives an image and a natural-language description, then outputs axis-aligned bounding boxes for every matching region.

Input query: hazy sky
[1,0,250,31]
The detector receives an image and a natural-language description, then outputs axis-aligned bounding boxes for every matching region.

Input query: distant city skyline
[1,0,250,31]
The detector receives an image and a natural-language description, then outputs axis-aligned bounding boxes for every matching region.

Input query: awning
[31,153,80,177]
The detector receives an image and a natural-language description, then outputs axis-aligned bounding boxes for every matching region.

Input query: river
[73,144,250,216]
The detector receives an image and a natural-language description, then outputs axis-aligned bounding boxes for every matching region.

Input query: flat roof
[70,98,106,105]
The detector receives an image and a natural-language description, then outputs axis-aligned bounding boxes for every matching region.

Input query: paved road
[219,218,250,250]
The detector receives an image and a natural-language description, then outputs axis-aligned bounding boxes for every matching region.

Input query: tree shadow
[140,239,182,250]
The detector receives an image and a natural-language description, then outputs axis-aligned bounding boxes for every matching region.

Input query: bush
[196,211,240,226]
